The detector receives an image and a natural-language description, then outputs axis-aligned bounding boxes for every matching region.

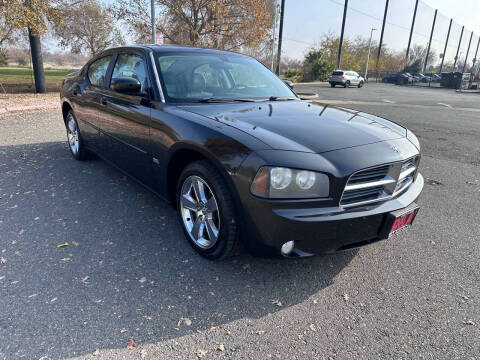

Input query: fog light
[281,241,295,255]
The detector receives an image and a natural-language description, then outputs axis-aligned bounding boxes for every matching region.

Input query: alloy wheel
[180,175,220,249]
[67,115,79,155]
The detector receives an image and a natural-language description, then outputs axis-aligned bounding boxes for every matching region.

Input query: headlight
[251,167,329,199]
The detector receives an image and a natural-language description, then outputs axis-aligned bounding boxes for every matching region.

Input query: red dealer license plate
[388,207,419,237]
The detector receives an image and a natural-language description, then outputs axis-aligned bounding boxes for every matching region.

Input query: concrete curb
[0,103,59,114]
[293,81,329,85]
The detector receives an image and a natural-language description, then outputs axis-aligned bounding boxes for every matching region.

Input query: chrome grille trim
[399,166,416,181]
[340,155,419,207]
[344,177,396,191]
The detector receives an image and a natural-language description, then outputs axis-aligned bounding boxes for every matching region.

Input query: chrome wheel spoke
[193,179,207,203]
[182,194,197,211]
[205,219,218,241]
[191,217,203,240]
[68,119,75,133]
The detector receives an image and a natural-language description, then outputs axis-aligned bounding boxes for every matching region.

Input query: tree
[405,44,436,72]
[0,14,16,66]
[0,10,20,53]
[1,0,65,92]
[115,0,273,51]
[280,33,410,82]
[404,59,422,74]
[0,48,7,65]
[300,49,334,81]
[113,0,153,43]
[54,0,123,56]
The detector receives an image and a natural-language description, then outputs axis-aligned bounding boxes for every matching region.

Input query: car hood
[177,100,407,153]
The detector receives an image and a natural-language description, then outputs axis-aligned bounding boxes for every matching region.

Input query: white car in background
[329,70,365,88]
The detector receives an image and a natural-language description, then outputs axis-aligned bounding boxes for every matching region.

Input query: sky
[45,0,480,66]
[281,0,480,62]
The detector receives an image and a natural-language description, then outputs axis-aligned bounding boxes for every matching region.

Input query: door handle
[101,97,107,105]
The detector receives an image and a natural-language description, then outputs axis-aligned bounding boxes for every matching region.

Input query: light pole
[271,2,279,71]
[454,52,462,72]
[364,28,376,80]
[151,0,156,44]
[275,0,285,75]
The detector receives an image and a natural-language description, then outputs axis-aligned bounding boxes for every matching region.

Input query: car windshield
[155,52,296,103]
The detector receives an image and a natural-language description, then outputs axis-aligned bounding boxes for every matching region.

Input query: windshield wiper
[268,96,298,101]
[196,97,259,103]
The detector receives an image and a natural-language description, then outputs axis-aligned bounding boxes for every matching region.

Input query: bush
[301,49,335,82]
[283,68,302,83]
[16,57,28,66]
[0,49,8,66]
[403,59,422,74]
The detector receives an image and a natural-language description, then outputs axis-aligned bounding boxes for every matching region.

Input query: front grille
[340,156,419,207]
[340,185,385,205]
[347,165,390,184]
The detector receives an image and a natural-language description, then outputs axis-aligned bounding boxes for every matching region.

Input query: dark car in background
[382,72,411,84]
[413,73,433,83]
[60,45,423,260]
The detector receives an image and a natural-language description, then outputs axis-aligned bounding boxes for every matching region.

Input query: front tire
[358,81,364,88]
[65,110,89,160]
[176,160,240,260]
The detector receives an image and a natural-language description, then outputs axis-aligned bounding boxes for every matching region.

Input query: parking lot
[1,83,479,359]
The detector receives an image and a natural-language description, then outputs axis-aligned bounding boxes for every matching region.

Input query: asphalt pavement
[0,83,479,359]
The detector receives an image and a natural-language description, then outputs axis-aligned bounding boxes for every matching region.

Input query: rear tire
[176,160,240,260]
[65,110,89,161]
[344,81,350,88]
[330,83,335,88]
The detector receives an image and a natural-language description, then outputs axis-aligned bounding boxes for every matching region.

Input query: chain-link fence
[277,0,480,89]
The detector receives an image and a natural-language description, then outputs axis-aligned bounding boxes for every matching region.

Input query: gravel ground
[0,83,479,359]
[0,92,59,109]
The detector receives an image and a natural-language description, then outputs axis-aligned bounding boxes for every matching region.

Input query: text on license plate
[389,208,418,236]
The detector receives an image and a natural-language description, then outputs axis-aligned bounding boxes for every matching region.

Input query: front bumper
[242,173,424,256]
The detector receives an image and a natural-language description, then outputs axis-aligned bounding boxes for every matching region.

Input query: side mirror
[283,79,294,89]
[111,77,142,95]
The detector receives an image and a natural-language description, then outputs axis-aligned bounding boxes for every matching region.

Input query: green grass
[0,67,72,93]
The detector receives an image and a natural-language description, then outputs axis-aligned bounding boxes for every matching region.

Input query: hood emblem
[391,145,401,154]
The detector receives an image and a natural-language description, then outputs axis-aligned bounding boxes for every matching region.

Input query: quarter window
[110,54,148,93]
[87,56,112,87]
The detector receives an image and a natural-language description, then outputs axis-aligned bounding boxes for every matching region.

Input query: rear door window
[87,56,112,87]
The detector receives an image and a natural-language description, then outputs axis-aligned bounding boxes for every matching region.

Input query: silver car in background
[329,70,365,88]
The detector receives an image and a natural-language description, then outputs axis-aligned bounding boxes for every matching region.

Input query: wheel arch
[165,143,246,223]
[61,101,73,124]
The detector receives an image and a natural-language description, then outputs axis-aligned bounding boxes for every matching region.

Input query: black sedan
[382,72,411,84]
[60,45,423,259]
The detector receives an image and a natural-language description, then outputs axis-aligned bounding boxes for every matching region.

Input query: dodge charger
[60,45,423,259]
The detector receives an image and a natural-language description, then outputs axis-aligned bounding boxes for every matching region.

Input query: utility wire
[326,0,458,40]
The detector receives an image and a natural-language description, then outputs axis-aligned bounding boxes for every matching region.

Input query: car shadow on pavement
[0,141,357,359]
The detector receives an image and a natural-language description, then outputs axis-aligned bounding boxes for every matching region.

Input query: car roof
[100,44,248,57]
